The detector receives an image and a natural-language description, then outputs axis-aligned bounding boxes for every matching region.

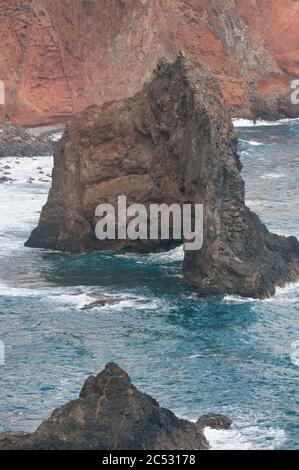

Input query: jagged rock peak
[0,363,231,450]
[79,362,138,399]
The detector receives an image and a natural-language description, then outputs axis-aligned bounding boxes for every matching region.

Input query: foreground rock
[0,363,231,450]
[0,122,63,157]
[26,54,299,299]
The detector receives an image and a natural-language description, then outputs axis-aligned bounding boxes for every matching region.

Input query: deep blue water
[0,120,298,449]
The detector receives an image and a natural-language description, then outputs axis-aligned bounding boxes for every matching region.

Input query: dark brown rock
[0,363,230,450]
[81,298,118,310]
[197,413,232,430]
[26,54,299,299]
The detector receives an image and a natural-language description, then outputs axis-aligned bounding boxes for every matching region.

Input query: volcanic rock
[81,298,118,310]
[26,53,299,299]
[0,362,230,450]
[0,122,63,157]
[197,413,232,430]
[0,0,298,126]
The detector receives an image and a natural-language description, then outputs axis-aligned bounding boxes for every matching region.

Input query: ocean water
[0,120,298,449]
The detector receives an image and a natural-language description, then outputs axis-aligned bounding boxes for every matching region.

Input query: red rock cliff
[0,0,298,126]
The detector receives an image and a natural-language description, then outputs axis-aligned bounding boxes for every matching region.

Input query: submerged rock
[197,413,232,430]
[26,53,299,299]
[81,298,118,310]
[0,363,230,450]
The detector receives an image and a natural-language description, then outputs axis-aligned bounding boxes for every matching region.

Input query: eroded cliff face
[0,362,231,450]
[26,54,299,299]
[0,0,298,126]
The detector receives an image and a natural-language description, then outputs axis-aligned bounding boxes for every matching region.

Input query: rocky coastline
[0,122,63,158]
[0,363,231,450]
[0,0,298,456]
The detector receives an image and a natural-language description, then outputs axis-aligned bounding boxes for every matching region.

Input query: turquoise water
[0,120,298,449]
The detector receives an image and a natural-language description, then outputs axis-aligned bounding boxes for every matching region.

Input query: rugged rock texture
[0,0,298,126]
[197,413,232,430]
[26,54,299,299]
[0,122,63,157]
[0,362,231,450]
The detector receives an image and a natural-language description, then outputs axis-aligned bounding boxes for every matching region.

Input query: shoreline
[0,141,298,449]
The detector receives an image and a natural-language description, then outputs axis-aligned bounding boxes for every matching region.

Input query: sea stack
[0,363,231,450]
[26,53,299,299]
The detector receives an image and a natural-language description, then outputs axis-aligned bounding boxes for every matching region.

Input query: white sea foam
[186,407,287,450]
[107,297,161,312]
[275,282,299,295]
[117,245,185,264]
[189,353,226,359]
[265,228,297,238]
[147,245,184,263]
[205,425,286,450]
[245,199,265,209]
[51,132,63,142]
[51,288,162,312]
[260,172,285,179]
[223,281,299,305]
[290,340,299,367]
[222,295,256,304]
[0,283,80,300]
[52,291,96,309]
[0,281,162,314]
[0,284,40,297]
[0,156,53,184]
[239,139,264,146]
[270,282,299,304]
[0,157,52,248]
[233,118,299,128]
[239,151,252,159]
[260,282,299,306]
